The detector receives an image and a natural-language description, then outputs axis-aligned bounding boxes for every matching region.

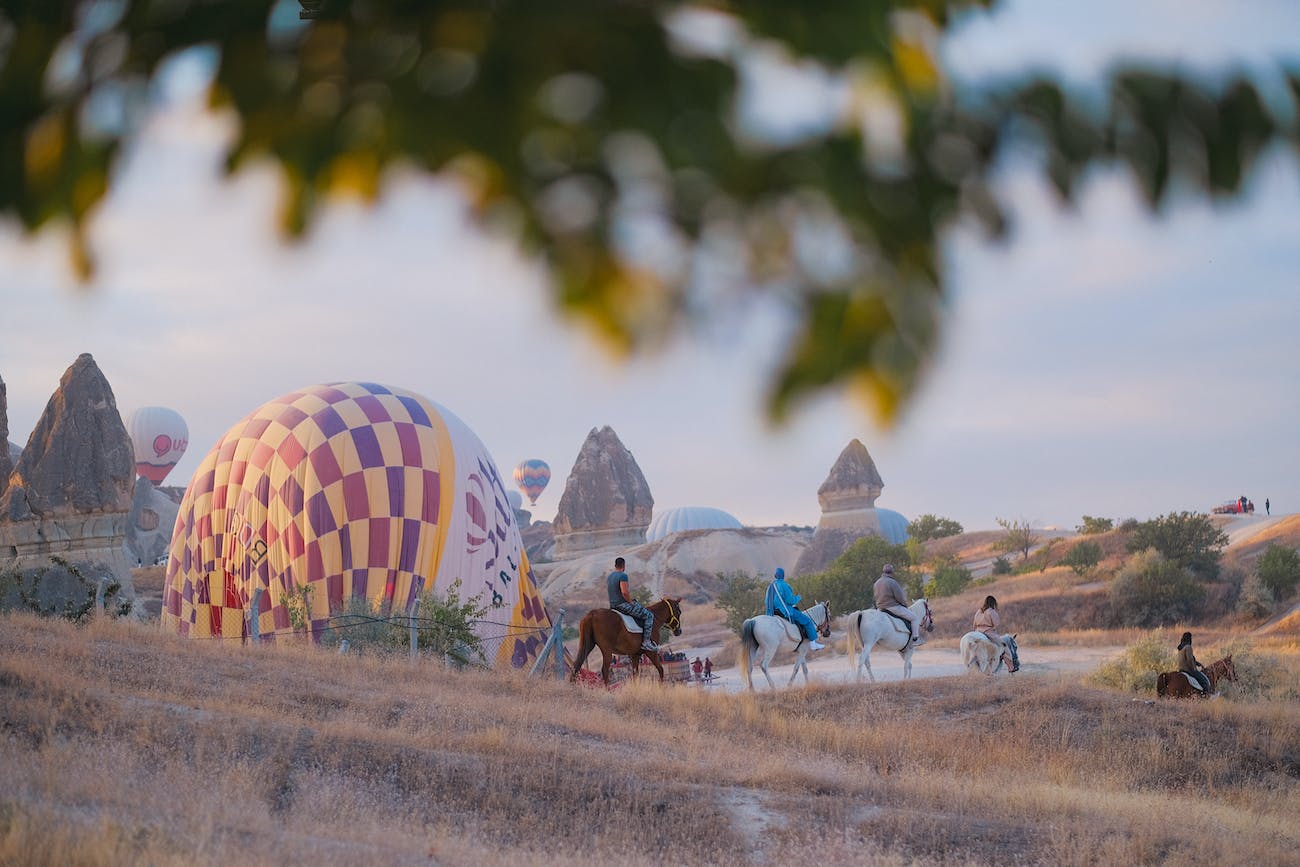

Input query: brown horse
[569,598,683,685]
[1156,655,1238,698]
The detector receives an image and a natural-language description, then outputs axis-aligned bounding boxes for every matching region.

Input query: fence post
[249,588,263,643]
[338,638,349,655]
[409,609,418,661]
[553,609,566,681]
[95,577,108,614]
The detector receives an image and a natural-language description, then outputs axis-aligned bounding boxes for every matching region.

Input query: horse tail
[847,611,863,656]
[570,614,595,680]
[1156,672,1168,697]
[738,619,757,689]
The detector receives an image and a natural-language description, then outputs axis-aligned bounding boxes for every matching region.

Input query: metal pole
[409,610,418,661]
[553,609,566,681]
[249,587,263,643]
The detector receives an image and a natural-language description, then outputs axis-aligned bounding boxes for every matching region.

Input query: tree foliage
[1108,548,1205,628]
[1124,511,1228,580]
[3,2,1297,419]
[906,514,963,543]
[1059,540,1103,577]
[1076,516,1113,535]
[927,556,971,597]
[993,517,1039,562]
[793,535,912,616]
[1256,544,1300,599]
[1235,571,1275,619]
[714,570,765,637]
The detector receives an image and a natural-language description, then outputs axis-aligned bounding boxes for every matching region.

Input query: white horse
[847,598,933,682]
[738,601,832,691]
[960,632,1019,674]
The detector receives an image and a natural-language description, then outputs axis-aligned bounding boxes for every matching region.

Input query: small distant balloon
[126,406,188,485]
[512,459,551,505]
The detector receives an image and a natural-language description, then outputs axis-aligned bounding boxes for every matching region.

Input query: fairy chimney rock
[0,354,135,522]
[0,375,12,497]
[551,426,654,558]
[817,439,883,514]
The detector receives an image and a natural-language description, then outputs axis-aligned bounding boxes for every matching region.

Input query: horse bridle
[815,601,831,637]
[662,600,682,634]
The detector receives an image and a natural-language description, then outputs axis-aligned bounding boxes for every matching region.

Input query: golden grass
[3,612,1299,866]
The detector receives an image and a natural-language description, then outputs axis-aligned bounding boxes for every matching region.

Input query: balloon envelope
[512,459,551,505]
[161,382,551,667]
[646,506,743,542]
[126,406,188,484]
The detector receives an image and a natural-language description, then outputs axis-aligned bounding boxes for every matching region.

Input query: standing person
[973,595,1014,671]
[765,567,825,650]
[1266,498,1271,516]
[692,657,703,681]
[1176,631,1210,693]
[873,564,921,644]
[703,657,713,679]
[607,556,659,653]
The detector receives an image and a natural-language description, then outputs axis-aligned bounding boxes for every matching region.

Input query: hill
[2,612,1298,865]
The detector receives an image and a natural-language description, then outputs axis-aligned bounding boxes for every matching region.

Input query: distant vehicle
[1212,497,1254,515]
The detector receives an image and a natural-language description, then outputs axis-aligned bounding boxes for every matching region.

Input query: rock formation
[0,355,136,612]
[0,375,12,497]
[794,439,899,576]
[124,476,182,567]
[551,426,654,558]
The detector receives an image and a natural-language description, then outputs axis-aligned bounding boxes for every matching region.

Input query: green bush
[1108,548,1206,627]
[1256,544,1300,598]
[906,514,964,542]
[991,557,1012,575]
[1090,634,1173,693]
[319,580,488,663]
[1125,511,1227,580]
[1060,541,1103,577]
[1235,572,1275,619]
[1076,516,1114,535]
[793,536,912,616]
[0,556,131,621]
[715,571,765,636]
[928,557,972,597]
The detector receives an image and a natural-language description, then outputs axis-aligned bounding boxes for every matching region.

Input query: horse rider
[607,556,659,653]
[765,567,825,651]
[1176,631,1210,693]
[973,595,1015,672]
[873,564,921,644]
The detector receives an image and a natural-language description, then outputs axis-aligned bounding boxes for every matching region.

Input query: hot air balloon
[126,406,188,485]
[160,382,551,668]
[646,506,743,542]
[512,459,551,506]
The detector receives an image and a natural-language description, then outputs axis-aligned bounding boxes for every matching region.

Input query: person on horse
[765,567,825,651]
[973,595,1015,672]
[873,564,921,644]
[607,556,659,653]
[1176,631,1210,693]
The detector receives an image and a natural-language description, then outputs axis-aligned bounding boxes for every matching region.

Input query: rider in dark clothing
[607,557,658,653]
[1177,631,1210,693]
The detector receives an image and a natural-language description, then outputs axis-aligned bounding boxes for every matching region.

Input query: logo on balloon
[153,434,173,458]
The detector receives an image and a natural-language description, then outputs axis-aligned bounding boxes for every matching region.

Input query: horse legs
[759,645,778,690]
[786,650,806,687]
[857,640,876,683]
[647,652,666,682]
[569,619,595,682]
[599,649,614,684]
[901,647,913,679]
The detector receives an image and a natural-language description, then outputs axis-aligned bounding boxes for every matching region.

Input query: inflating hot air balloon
[160,382,551,668]
[126,406,188,485]
[512,459,551,505]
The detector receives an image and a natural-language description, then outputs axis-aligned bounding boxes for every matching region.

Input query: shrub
[1076,515,1113,535]
[1125,511,1227,580]
[0,556,131,621]
[993,517,1039,562]
[412,580,489,663]
[991,557,1012,575]
[1256,544,1300,598]
[1090,634,1173,693]
[1108,548,1206,627]
[1060,541,1103,577]
[906,514,963,542]
[1118,517,1140,532]
[715,571,765,636]
[928,557,972,597]
[1235,572,1275,619]
[320,595,396,653]
[794,535,912,616]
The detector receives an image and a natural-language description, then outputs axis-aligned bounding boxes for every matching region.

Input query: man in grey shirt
[873,564,920,644]
[607,556,659,653]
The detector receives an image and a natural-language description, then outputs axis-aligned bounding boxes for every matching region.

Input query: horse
[960,631,1020,674]
[846,598,933,682]
[1156,655,1237,698]
[569,597,683,686]
[737,601,832,691]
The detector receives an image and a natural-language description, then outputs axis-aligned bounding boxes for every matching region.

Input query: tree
[411,579,489,663]
[1076,516,1114,535]
[1235,572,1275,619]
[927,556,972,597]
[715,570,765,637]
[1108,548,1205,628]
[1059,541,1103,577]
[906,514,964,543]
[993,517,1039,562]
[1256,544,1300,599]
[1124,512,1228,580]
[793,535,911,617]
[3,3,1296,421]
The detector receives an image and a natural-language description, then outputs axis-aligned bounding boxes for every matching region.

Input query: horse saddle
[614,611,643,634]
[879,607,911,632]
[1179,672,1205,691]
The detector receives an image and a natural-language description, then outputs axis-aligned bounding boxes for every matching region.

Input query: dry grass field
[3,612,1299,866]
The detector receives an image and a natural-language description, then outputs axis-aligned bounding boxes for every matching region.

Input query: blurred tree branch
[1,1,1296,421]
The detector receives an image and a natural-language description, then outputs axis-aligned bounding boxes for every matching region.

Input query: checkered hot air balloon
[160,383,551,667]
[512,459,551,506]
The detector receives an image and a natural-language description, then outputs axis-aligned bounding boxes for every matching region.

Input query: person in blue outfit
[765,567,824,651]
[607,556,658,653]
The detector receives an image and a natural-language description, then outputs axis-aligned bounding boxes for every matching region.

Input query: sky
[1,1,1297,533]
